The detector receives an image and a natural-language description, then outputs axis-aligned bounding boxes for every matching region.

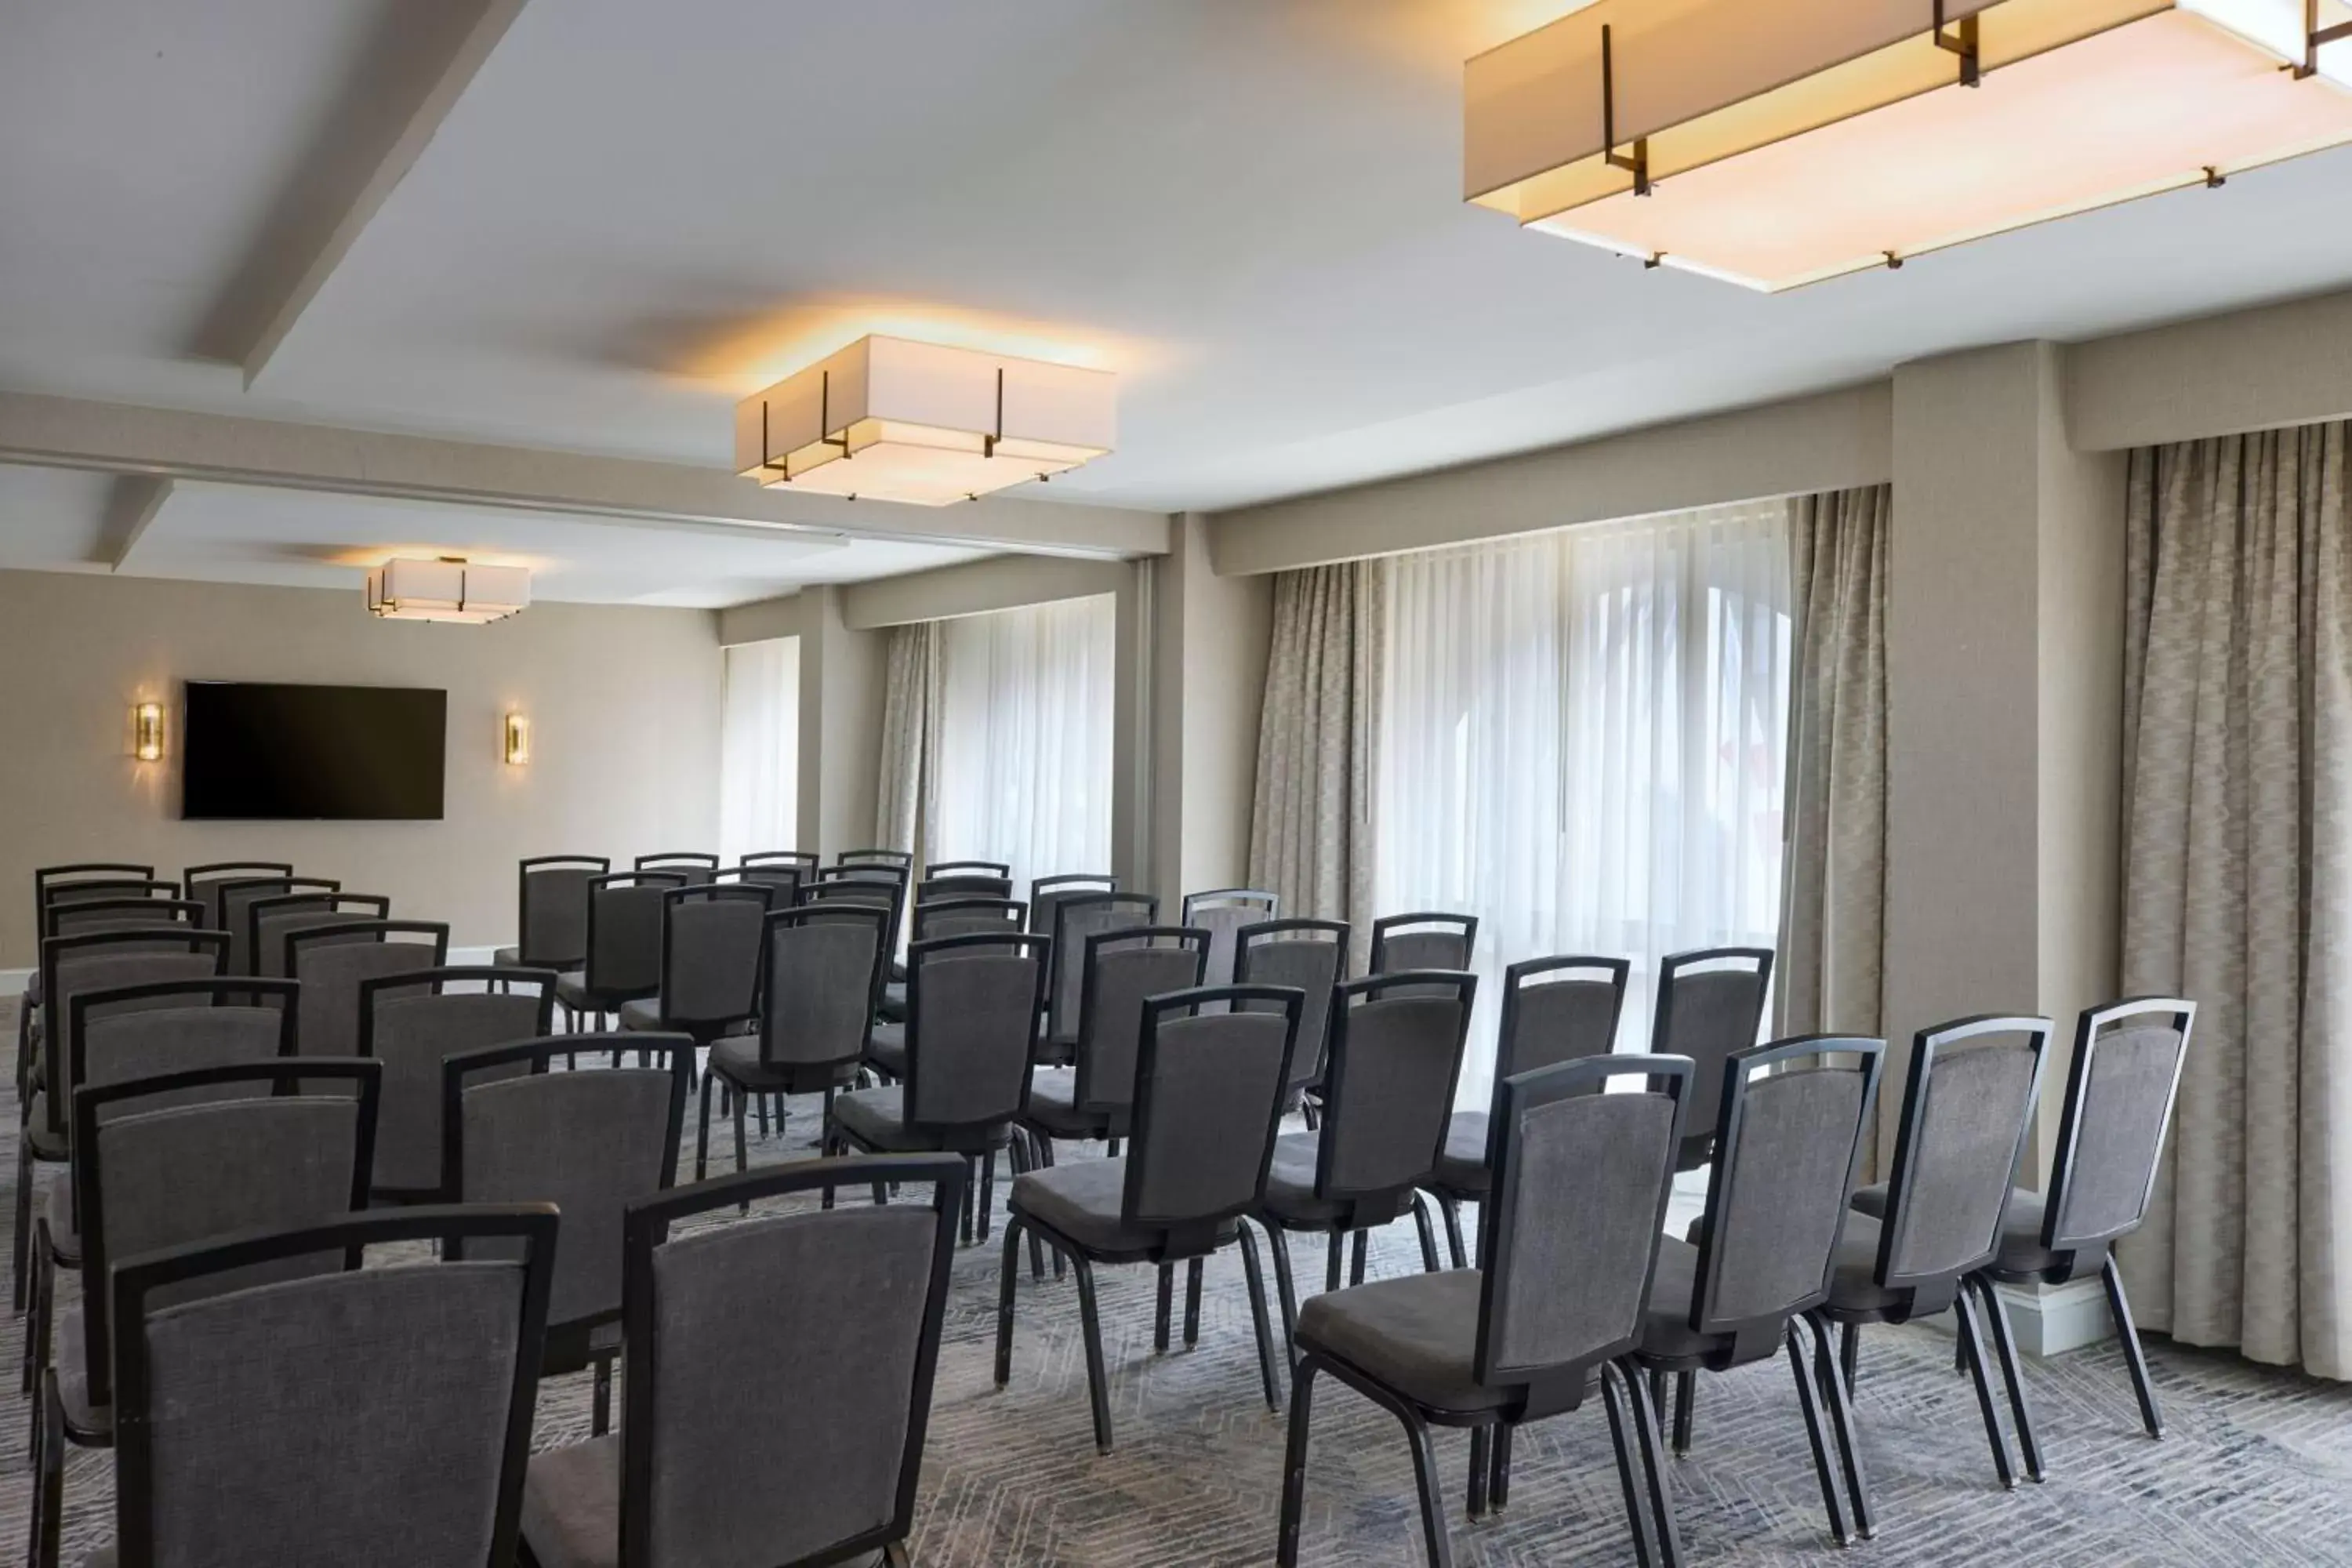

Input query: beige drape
[874,621,942,857]
[1247,561,1386,967]
[1775,485,1893,1167]
[2118,423,2352,1378]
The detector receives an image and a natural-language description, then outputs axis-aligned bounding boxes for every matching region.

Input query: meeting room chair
[1256,972,1477,1367]
[216,874,341,975]
[915,870,1016,906]
[357,965,557,1202]
[517,1155,961,1568]
[875,896,1029,1029]
[1632,1034,1885,1555]
[180,859,293,927]
[706,905,889,1176]
[1029,872,1117,936]
[1046,891,1159,1063]
[30,1057,386,1564]
[1000,985,1301,1453]
[40,893,200,942]
[1425,955,1629,1267]
[634,850,720,884]
[30,865,158,946]
[252,891,393,978]
[494,854,610,973]
[733,851,811,902]
[1369,912,1479,975]
[828,932,1050,1247]
[61,1203,556,1568]
[1233,917,1349,1116]
[1181,887,1280,992]
[446,1035,691,1436]
[1650,946,1776,1172]
[1277,1053,1695,1568]
[287,919,450,1062]
[619,883,773,1064]
[557,870,687,1029]
[1019,926,1208,1160]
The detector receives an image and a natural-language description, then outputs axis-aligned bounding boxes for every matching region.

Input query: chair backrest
[182,861,296,927]
[515,855,609,967]
[43,893,201,940]
[1235,918,1349,1094]
[837,848,913,869]
[584,872,687,996]
[254,892,394,978]
[1871,1014,2051,1294]
[1315,972,1477,1213]
[913,897,1028,942]
[1049,891,1159,1041]
[108,1204,555,1568]
[659,884,772,1026]
[1474,1054,1693,1414]
[217,875,339,973]
[904,933,1050,1132]
[1122,987,1302,1247]
[2041,997,2196,1258]
[1029,873,1117,936]
[916,872,1016,904]
[448,1037,691,1331]
[635,851,719,884]
[731,862,804,902]
[359,967,557,1197]
[1650,946,1775,1154]
[618,1156,961,1568]
[1181,888,1280,989]
[742,850,818,873]
[1369,912,1479,975]
[1689,1035,1884,1352]
[40,929,230,1137]
[757,906,887,1069]
[34,863,156,934]
[75,1058,383,1410]
[290,920,450,1060]
[926,858,1010,880]
[1497,955,1630,1081]
[67,978,299,1131]
[1073,927,1210,1117]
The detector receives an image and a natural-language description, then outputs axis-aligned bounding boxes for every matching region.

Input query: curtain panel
[2118,422,2352,1378]
[719,637,801,863]
[874,622,942,857]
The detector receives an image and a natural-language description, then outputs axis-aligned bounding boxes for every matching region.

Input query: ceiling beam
[94,476,174,570]
[0,391,1169,558]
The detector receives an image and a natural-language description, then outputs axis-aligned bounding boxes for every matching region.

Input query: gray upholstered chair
[1019,926,1208,1158]
[494,855,610,972]
[879,896,1026,1025]
[445,1035,692,1436]
[1648,946,1775,1172]
[916,869,1015,903]
[180,859,293,927]
[252,891,392,979]
[519,1154,962,1568]
[1632,1034,1885,1555]
[557,871,686,1029]
[1279,1053,1697,1568]
[288,919,449,1064]
[216,874,340,975]
[619,882,773,1052]
[1029,873,1117,938]
[731,852,809,904]
[1256,972,1476,1365]
[1818,1014,2052,1521]
[1045,891,1158,1064]
[40,887,190,941]
[829,932,1050,1247]
[29,1057,385,1565]
[1368,912,1479,974]
[1234,916,1348,1110]
[1181,887,1279,992]
[74,1203,556,1568]
[357,965,557,1202]
[999,985,1300,1452]
[19,869,175,1094]
[741,849,818,878]
[634,851,720,885]
[1425,955,1629,1267]
[704,905,890,1177]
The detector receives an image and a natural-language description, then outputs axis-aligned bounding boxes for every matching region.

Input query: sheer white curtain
[718,637,799,862]
[1377,501,1791,1106]
[936,594,1116,897]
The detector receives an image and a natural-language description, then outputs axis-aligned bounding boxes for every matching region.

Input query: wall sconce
[132,702,164,762]
[503,712,531,766]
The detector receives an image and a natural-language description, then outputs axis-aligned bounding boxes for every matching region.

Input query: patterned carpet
[9,1005,2352,1565]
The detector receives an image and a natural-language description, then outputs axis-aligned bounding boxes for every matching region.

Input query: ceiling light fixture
[1465,0,2352,292]
[735,335,1115,506]
[366,557,530,624]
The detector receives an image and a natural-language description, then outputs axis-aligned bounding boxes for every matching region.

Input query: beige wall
[1148,514,1271,903]
[0,568,720,964]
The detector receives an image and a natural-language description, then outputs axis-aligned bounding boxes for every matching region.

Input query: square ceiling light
[1465,0,2352,292]
[734,336,1116,506]
[366,557,530,623]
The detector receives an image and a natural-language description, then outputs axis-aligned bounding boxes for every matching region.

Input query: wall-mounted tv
[181,681,447,821]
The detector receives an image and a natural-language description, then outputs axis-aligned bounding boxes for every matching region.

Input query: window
[718,637,799,863]
[1377,500,1791,1105]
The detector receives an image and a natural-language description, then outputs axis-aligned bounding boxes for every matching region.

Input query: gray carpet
[9,1010,2352,1564]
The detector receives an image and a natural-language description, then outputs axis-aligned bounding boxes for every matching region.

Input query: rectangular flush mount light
[1465,0,2352,292]
[365,557,530,624]
[735,336,1116,506]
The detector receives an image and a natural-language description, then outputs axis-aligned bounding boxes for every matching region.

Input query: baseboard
[5,945,507,995]
[1999,1276,2114,1357]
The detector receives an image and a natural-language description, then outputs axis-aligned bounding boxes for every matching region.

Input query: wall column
[1144,513,1272,907]
[793,585,884,859]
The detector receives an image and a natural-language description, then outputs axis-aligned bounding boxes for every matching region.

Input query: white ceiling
[5,0,2352,596]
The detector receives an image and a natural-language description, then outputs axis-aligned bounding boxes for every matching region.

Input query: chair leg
[1601,1364,1661,1568]
[1973,1274,2045,1480]
[1155,1264,1174,1353]
[1410,1191,1442,1274]
[1396,1396,1457,1567]
[1237,1223,1280,1411]
[1955,1279,2016,1490]
[1468,1425,1490,1518]
[1623,1361,1684,1568]
[1184,1256,1204,1347]
[1489,1421,1512,1510]
[883,1541,911,1568]
[732,1093,750,1203]
[960,1157,978,1247]
[994,1218,1022,1387]
[1073,1256,1115,1453]
[1349,1227,1368,1287]
[1276,1354,1322,1567]
[1840,1320,1860,1396]
[1671,1372,1694,1457]
[2103,1254,2165,1439]
[757,1091,770,1141]
[1266,1224,1301,1370]
[1438,1193,1468,1270]
[1784,1321,1853,1547]
[1325,1231,1344,1293]
[1808,1313,1873,1541]
[978,1146,994,1243]
[12,1142,33,1312]
[37,1367,63,1568]
[592,1351,615,1437]
[695,1071,714,1182]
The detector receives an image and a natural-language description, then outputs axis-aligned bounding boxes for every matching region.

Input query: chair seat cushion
[1022,1068,1114,1139]
[492,946,522,969]
[831,1086,928,1152]
[616,998,663,1032]
[521,1434,619,1568]
[1258,1131,1344,1226]
[1635,1236,1715,1363]
[41,1181,80,1266]
[1295,1269,1507,1413]
[56,1306,111,1441]
[1986,1187,2103,1278]
[554,975,600,1014]
[23,1094,65,1161]
[1009,1156,1232,1257]
[1822,1214,1904,1317]
[878,980,906,1023]
[1429,1110,1490,1196]
[865,1022,906,1078]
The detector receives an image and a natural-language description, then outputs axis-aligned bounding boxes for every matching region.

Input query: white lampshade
[366,558,530,623]
[1466,0,2352,292]
[735,336,1116,506]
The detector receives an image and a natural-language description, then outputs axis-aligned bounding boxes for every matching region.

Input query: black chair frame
[251,893,392,978]
[511,855,612,968]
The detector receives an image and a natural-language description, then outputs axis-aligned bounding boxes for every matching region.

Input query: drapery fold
[718,637,800,862]
[874,622,942,857]
[2118,422,2352,1379]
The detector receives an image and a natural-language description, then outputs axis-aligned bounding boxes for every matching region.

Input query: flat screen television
[180,681,447,821]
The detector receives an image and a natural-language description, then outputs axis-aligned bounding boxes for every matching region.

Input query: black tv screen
[181,681,447,821]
